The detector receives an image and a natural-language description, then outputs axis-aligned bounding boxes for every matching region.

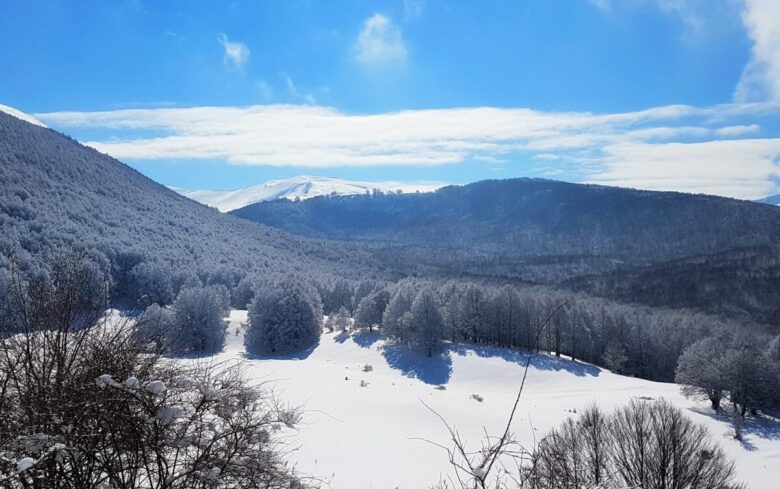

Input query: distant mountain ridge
[756,194,780,206]
[231,179,780,324]
[175,176,445,212]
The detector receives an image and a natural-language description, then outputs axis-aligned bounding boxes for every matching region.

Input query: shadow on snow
[241,340,319,361]
[450,343,601,378]
[352,331,381,348]
[382,343,454,386]
[380,340,599,386]
[689,405,780,450]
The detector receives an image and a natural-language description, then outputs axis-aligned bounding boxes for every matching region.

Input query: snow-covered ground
[218,311,779,489]
[0,104,47,127]
[173,175,446,212]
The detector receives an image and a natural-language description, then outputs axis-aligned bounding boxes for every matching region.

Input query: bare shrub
[0,258,311,488]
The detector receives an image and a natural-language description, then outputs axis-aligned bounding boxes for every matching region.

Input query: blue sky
[1,0,779,198]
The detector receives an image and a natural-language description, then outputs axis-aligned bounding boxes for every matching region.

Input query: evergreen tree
[410,288,445,357]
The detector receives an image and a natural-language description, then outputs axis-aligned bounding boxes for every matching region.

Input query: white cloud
[36,102,780,199]
[590,0,780,102]
[280,73,316,105]
[255,79,273,100]
[403,0,425,21]
[217,33,250,69]
[353,14,407,66]
[734,0,780,102]
[714,124,760,137]
[589,139,780,199]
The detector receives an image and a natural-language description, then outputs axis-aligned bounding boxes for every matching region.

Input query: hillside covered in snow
[174,175,445,212]
[218,310,779,489]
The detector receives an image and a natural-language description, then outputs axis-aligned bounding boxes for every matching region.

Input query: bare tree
[0,257,312,488]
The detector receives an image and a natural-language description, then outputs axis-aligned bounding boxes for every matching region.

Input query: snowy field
[215,311,779,489]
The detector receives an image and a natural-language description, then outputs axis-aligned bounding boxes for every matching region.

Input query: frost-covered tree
[326,305,351,332]
[456,284,486,343]
[720,346,778,416]
[675,337,727,410]
[351,280,377,312]
[171,269,202,296]
[231,276,255,309]
[410,288,445,357]
[171,285,227,353]
[136,302,176,351]
[490,286,522,347]
[354,288,390,332]
[323,279,353,314]
[245,277,323,355]
[130,261,173,306]
[382,283,416,338]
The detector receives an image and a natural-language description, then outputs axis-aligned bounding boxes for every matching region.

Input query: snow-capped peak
[174,176,446,212]
[0,104,47,128]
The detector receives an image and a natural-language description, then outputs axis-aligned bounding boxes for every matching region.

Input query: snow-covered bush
[171,285,227,353]
[245,276,323,355]
[0,261,308,488]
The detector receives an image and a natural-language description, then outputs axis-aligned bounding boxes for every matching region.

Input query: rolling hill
[174,175,444,212]
[0,110,382,283]
[231,179,780,324]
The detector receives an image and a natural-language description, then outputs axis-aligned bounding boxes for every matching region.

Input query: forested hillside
[0,112,384,301]
[232,179,780,324]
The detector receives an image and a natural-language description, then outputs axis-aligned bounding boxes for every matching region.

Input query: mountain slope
[0,111,380,281]
[231,179,780,323]
[232,179,780,260]
[175,175,444,212]
[0,104,47,127]
[217,311,776,489]
[756,194,780,205]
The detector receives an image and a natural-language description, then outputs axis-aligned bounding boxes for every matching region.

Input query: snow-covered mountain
[174,175,446,212]
[0,104,47,127]
[756,194,780,206]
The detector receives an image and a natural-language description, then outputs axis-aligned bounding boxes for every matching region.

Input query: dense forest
[0,111,388,307]
[231,180,780,324]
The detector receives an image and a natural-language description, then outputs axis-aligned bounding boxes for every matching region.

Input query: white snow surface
[0,104,47,127]
[173,175,446,212]
[214,310,778,488]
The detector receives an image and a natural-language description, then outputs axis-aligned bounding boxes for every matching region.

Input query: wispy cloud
[280,73,316,104]
[734,0,780,102]
[589,139,780,198]
[217,33,250,69]
[255,79,273,100]
[403,0,425,21]
[353,14,407,66]
[36,102,780,199]
[589,0,726,38]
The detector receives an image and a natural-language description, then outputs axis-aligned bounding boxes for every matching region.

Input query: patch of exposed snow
[0,104,47,127]
[146,380,166,396]
[16,457,35,472]
[173,175,447,212]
